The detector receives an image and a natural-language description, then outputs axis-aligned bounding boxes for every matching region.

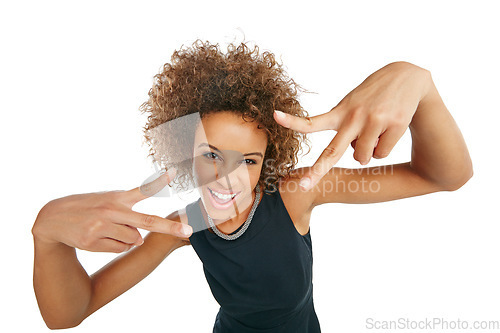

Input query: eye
[242,159,257,165]
[203,152,221,160]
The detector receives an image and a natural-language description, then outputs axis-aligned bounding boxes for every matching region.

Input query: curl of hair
[140,40,311,194]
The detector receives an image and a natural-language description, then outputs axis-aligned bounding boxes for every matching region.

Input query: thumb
[125,167,177,205]
[273,108,341,133]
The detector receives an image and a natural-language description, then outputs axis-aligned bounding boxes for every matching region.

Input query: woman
[32,40,473,332]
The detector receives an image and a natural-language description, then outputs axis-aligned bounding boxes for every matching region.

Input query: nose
[215,162,248,190]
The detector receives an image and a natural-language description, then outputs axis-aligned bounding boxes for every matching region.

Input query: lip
[206,187,241,210]
[208,187,240,195]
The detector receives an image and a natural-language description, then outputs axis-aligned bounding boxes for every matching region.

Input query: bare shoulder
[278,167,316,236]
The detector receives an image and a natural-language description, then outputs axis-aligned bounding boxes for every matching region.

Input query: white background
[1,0,498,332]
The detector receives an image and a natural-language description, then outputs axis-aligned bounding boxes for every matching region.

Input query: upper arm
[306,162,445,206]
[83,211,190,320]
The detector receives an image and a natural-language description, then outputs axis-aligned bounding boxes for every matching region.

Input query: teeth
[210,188,236,201]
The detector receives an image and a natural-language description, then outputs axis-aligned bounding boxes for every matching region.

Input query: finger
[115,209,192,237]
[352,124,384,165]
[373,126,407,159]
[300,124,359,190]
[102,224,143,246]
[273,107,342,133]
[124,168,177,205]
[91,238,134,253]
[351,138,379,150]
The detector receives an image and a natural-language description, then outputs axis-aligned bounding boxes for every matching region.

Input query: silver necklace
[207,185,261,241]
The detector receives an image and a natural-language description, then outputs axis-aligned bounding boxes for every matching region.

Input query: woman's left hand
[273,61,431,190]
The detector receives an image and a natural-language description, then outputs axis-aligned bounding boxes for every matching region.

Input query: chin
[200,185,253,221]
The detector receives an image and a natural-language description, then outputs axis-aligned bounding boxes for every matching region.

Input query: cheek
[193,162,209,181]
[193,159,218,184]
[248,165,263,185]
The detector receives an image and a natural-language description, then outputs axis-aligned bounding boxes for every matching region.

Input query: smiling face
[192,111,268,222]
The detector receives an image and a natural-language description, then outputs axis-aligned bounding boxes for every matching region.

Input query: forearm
[84,232,184,318]
[33,236,92,329]
[409,72,473,190]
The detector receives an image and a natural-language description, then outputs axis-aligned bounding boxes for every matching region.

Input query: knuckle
[139,183,151,195]
[346,106,364,124]
[374,150,390,158]
[142,214,156,228]
[390,113,407,127]
[173,223,183,236]
[322,146,338,159]
[177,223,188,236]
[312,163,330,177]
[167,221,181,236]
[80,234,95,249]
[88,219,104,234]
[367,111,385,125]
[95,203,115,218]
[139,181,159,197]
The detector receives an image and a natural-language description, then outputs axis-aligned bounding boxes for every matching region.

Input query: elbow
[45,320,82,330]
[42,314,85,330]
[442,165,474,192]
[46,323,71,330]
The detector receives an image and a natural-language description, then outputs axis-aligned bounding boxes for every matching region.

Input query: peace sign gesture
[273,61,431,190]
[32,168,193,253]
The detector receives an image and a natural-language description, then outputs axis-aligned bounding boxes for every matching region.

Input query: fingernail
[274,110,285,120]
[182,224,193,236]
[299,177,311,190]
[136,238,144,246]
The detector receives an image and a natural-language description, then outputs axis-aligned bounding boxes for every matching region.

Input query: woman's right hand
[31,168,193,253]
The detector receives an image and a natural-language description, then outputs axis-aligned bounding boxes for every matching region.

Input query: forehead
[194,112,268,152]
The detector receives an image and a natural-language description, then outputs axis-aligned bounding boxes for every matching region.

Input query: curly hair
[140,40,311,194]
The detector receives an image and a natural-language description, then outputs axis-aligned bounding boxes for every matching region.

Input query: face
[192,111,268,222]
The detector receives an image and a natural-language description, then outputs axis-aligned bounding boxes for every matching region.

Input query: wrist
[32,220,62,248]
[387,61,432,102]
[33,235,74,259]
[409,74,443,134]
[32,228,65,249]
[416,67,433,104]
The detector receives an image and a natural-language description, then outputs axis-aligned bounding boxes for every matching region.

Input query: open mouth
[207,187,241,209]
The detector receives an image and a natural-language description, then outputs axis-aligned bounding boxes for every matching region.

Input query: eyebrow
[197,143,263,158]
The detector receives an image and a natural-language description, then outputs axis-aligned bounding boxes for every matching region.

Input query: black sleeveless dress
[186,188,321,332]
